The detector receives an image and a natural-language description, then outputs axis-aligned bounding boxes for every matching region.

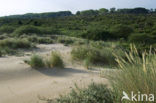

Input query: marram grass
[108,45,156,103]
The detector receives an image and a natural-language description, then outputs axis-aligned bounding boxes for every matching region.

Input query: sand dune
[0,44,107,103]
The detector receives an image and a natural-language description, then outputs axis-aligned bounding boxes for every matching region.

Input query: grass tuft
[46,52,64,68]
[108,45,156,102]
[27,54,45,69]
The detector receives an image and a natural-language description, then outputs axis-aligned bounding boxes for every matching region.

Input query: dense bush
[50,83,114,103]
[81,28,113,41]
[0,38,33,49]
[71,43,123,68]
[0,26,16,34]
[46,52,64,68]
[27,55,45,69]
[128,33,155,44]
[110,24,134,39]
[13,25,42,36]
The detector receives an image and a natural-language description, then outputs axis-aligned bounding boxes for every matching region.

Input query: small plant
[0,52,1,57]
[46,83,114,103]
[46,52,64,68]
[27,54,45,69]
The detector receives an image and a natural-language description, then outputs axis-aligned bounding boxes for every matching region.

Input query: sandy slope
[0,44,108,103]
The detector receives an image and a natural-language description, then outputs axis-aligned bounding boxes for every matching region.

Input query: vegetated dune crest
[0,44,108,103]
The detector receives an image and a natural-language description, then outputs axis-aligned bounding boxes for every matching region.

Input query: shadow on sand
[35,67,88,77]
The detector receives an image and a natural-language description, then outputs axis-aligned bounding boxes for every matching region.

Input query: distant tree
[79,10,98,16]
[99,8,109,15]
[110,8,116,13]
[18,20,23,25]
[76,11,81,15]
[131,7,149,14]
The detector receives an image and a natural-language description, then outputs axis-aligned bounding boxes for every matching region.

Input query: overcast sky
[0,0,155,16]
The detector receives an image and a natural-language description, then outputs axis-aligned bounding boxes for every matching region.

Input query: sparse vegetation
[0,7,156,103]
[107,45,156,102]
[0,38,33,49]
[26,54,45,69]
[45,83,113,103]
[46,52,64,68]
[0,26,16,34]
[13,25,42,36]
[0,38,34,55]
[25,52,64,69]
[71,42,124,68]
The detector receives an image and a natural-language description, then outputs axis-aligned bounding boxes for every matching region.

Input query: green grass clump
[46,52,64,68]
[22,35,53,44]
[108,45,156,102]
[0,38,33,49]
[57,36,74,46]
[71,43,124,68]
[25,52,64,69]
[46,83,113,103]
[26,55,45,69]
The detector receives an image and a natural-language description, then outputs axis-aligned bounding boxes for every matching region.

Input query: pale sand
[0,44,108,103]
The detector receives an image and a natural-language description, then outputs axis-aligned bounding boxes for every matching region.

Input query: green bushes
[57,36,74,45]
[81,28,113,41]
[13,25,59,36]
[27,55,45,69]
[26,52,64,69]
[13,25,42,36]
[26,35,53,44]
[129,33,156,44]
[52,83,113,103]
[0,26,16,34]
[71,43,123,68]
[108,46,156,102]
[0,50,2,57]
[46,52,64,68]
[110,24,134,39]
[0,38,33,49]
[0,38,34,55]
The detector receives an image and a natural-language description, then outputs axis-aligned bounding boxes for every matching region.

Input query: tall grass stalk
[108,45,156,102]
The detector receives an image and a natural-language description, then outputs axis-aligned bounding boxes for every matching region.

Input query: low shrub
[13,25,42,36]
[0,50,2,57]
[49,83,113,103]
[0,47,16,55]
[0,26,16,34]
[0,38,33,49]
[46,52,64,68]
[21,35,53,44]
[81,28,113,41]
[110,24,134,39]
[128,33,156,44]
[27,55,45,69]
[57,36,74,45]
[71,44,124,68]
[37,37,53,44]
[13,25,60,36]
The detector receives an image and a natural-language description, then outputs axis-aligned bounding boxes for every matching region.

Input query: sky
[0,0,156,16]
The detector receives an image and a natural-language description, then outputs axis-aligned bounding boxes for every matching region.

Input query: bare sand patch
[0,44,108,103]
